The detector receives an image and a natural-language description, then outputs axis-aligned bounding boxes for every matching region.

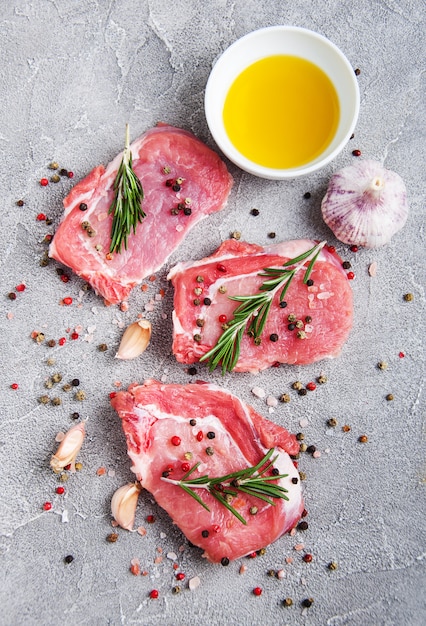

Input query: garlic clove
[111,482,142,530]
[321,160,408,248]
[115,319,152,360]
[50,422,85,473]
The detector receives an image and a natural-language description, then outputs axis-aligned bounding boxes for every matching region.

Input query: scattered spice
[352,149,361,157]
[377,361,388,370]
[328,561,338,570]
[327,417,338,427]
[403,293,413,302]
[358,435,368,443]
[301,598,314,608]
[342,424,351,432]
[386,393,394,401]
[106,532,119,543]
[250,208,259,216]
[283,597,293,607]
[64,555,74,564]
[253,587,262,596]
[75,390,86,401]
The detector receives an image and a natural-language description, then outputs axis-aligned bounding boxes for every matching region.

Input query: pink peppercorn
[36,213,46,221]
[146,515,155,523]
[67,171,74,178]
[43,502,52,511]
[253,587,262,596]
[10,383,19,390]
[171,435,181,446]
[56,486,65,495]
[40,178,49,186]
[71,332,79,340]
[303,553,313,563]
[60,275,69,283]
[176,572,185,581]
[16,284,26,292]
[196,431,203,441]
[109,392,116,399]
[58,337,66,346]
[218,314,227,323]
[350,245,359,252]
[217,264,227,272]
[181,462,190,472]
[63,297,73,305]
[347,271,355,280]
[149,589,159,599]
[306,382,316,391]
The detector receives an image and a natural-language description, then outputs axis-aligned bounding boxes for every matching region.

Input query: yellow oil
[223,55,340,169]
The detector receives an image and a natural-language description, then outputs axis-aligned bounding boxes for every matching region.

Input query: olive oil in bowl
[223,55,340,170]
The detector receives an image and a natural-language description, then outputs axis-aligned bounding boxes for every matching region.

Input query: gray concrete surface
[0,1,424,624]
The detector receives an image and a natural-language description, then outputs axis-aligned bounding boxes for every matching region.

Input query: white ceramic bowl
[204,26,360,180]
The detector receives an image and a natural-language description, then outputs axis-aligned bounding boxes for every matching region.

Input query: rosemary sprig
[199,241,326,373]
[109,123,145,254]
[160,448,289,525]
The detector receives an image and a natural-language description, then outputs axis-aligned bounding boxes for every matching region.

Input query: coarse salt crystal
[317,291,334,300]
[7,312,14,319]
[290,527,296,537]
[285,556,293,564]
[144,303,155,312]
[167,552,177,560]
[294,543,305,551]
[304,324,313,333]
[120,302,129,312]
[299,418,309,428]
[300,576,307,585]
[266,395,278,407]
[61,509,69,523]
[74,325,83,333]
[160,532,167,539]
[137,526,147,536]
[239,564,247,574]
[108,469,115,477]
[277,569,286,579]
[189,576,201,591]
[251,387,266,399]
[313,450,321,458]
[155,293,163,301]
[55,431,65,442]
[176,224,184,232]
[154,556,163,564]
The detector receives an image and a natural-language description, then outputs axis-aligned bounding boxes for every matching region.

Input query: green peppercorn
[280,393,290,403]
[205,446,214,456]
[327,417,338,427]
[403,293,413,301]
[98,343,108,352]
[299,443,307,452]
[52,373,62,383]
[386,393,394,401]
[249,506,258,515]
[292,381,303,390]
[328,561,338,570]
[51,174,60,183]
[283,597,293,607]
[39,395,50,404]
[51,397,61,406]
[75,390,86,401]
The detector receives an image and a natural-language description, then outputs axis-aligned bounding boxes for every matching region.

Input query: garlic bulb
[111,482,141,530]
[321,160,408,248]
[50,422,85,473]
[115,319,152,359]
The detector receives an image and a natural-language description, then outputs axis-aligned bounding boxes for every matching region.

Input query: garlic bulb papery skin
[111,482,142,530]
[321,160,408,248]
[50,422,85,473]
[115,319,152,360]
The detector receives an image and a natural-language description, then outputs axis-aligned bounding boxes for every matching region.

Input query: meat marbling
[49,124,233,304]
[111,380,303,563]
[168,239,353,373]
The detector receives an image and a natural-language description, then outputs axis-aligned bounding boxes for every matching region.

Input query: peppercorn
[342,424,351,432]
[328,561,338,570]
[250,208,259,216]
[352,149,362,157]
[47,339,56,348]
[221,557,230,566]
[268,232,276,239]
[231,231,241,240]
[59,169,68,177]
[193,334,202,343]
[283,597,293,607]
[183,207,192,216]
[403,293,413,302]
[386,394,394,401]
[249,506,258,515]
[75,390,86,401]
[298,388,307,396]
[71,378,80,387]
[71,412,80,420]
[51,397,61,406]
[106,532,119,543]
[253,587,262,596]
[342,261,351,269]
[295,320,304,329]
[64,555,74,564]
[288,323,296,331]
[354,68,361,75]
[306,445,316,454]
[201,530,209,538]
[296,432,304,441]
[358,435,369,443]
[271,467,280,476]
[270,333,279,342]
[207,431,215,439]
[98,343,108,352]
[188,367,197,376]
[8,292,16,300]
[317,374,328,384]
[292,477,299,484]
[301,598,314,608]
[299,443,307,452]
[172,586,181,594]
[203,297,211,306]
[327,417,338,427]
[62,384,72,392]
[280,393,290,403]
[16,199,25,206]
[79,203,88,211]
[298,521,308,531]
[75,462,83,471]
[299,471,307,480]
[292,381,303,390]
[189,419,197,426]
[51,174,61,183]
[196,318,205,327]
[306,279,314,287]
[205,447,214,456]
[279,300,288,308]
[377,361,388,370]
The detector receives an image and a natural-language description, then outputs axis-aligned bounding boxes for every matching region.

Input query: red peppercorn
[60,275,70,283]
[67,171,74,178]
[36,213,47,221]
[248,552,257,559]
[171,435,181,446]
[212,524,221,533]
[40,178,49,186]
[149,589,159,599]
[64,464,71,471]
[399,351,405,358]
[216,264,227,272]
[306,382,316,391]
[253,587,262,596]
[352,149,361,157]
[146,514,155,523]
[56,486,65,495]
[347,271,355,280]
[176,572,185,581]
[350,245,359,252]
[63,297,73,305]
[293,461,298,468]
[218,314,227,323]
[109,391,117,399]
[15,284,26,292]
[10,383,19,390]
[326,245,336,253]
[71,332,79,340]
[196,431,203,441]
[58,337,66,346]
[301,508,308,518]
[43,502,52,511]
[303,553,313,563]
[181,462,190,472]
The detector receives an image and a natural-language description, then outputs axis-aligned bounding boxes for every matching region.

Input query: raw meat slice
[49,124,233,304]
[111,380,303,563]
[168,239,353,373]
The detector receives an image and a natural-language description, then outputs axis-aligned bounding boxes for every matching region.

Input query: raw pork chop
[49,124,233,304]
[168,239,353,373]
[111,380,303,563]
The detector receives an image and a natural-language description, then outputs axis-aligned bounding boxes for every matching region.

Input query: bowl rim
[204,25,360,180]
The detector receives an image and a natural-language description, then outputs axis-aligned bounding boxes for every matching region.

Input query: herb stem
[200,241,326,373]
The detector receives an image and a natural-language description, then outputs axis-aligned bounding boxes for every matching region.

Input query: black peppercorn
[203,297,212,306]
[292,477,299,484]
[303,192,311,199]
[189,419,197,426]
[183,207,192,216]
[298,388,307,396]
[71,412,80,420]
[250,208,259,216]
[342,261,351,269]
[306,445,316,454]
[270,333,279,342]
[79,203,88,211]
[64,555,74,564]
[201,530,209,538]
[71,378,80,387]
[306,279,314,286]
[288,323,296,331]
[206,431,215,439]
[271,468,280,476]
[172,183,181,192]
[298,521,309,530]
[301,598,314,608]
[188,366,197,376]
[279,301,288,308]
[221,557,230,566]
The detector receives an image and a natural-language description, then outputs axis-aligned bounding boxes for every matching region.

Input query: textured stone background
[0,1,424,625]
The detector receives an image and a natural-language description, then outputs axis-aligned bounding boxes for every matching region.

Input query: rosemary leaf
[200,241,326,373]
[109,123,145,254]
